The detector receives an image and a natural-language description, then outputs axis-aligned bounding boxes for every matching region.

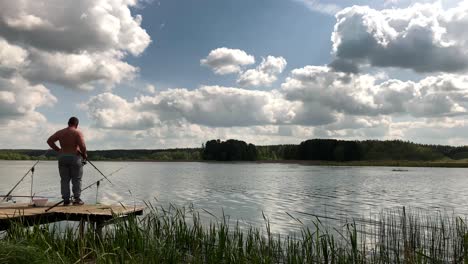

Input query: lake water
[1,160,468,233]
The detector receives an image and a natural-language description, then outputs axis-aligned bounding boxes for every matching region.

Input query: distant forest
[1,138,468,162]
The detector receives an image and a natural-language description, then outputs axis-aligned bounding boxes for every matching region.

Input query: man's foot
[73,198,84,206]
[63,199,70,206]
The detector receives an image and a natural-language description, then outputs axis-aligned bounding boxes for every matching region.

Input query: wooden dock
[0,203,144,231]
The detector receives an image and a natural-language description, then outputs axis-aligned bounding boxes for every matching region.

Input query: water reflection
[1,161,468,234]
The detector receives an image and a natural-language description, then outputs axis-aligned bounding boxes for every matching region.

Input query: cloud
[82,92,155,130]
[237,56,287,87]
[82,63,468,141]
[293,0,341,15]
[0,36,57,131]
[0,112,50,148]
[0,38,28,71]
[144,86,298,127]
[0,0,150,56]
[201,47,255,75]
[0,0,151,136]
[387,117,468,145]
[146,84,156,94]
[281,65,468,118]
[22,49,137,90]
[281,66,377,116]
[84,86,298,129]
[330,2,468,73]
[79,71,468,148]
[81,123,315,149]
[0,75,56,122]
[0,0,151,90]
[313,115,391,139]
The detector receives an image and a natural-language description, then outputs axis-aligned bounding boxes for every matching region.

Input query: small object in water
[392,169,409,172]
[73,198,84,206]
[32,198,48,207]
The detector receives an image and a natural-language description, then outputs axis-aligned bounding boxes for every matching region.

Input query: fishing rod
[78,151,113,185]
[0,194,55,203]
[0,195,52,198]
[2,160,40,202]
[1,149,51,202]
[85,159,113,185]
[82,166,122,193]
[45,166,124,212]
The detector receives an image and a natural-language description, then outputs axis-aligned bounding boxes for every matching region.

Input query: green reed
[0,205,467,263]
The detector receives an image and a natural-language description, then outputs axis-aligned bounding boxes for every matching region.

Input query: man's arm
[77,131,87,159]
[47,132,61,152]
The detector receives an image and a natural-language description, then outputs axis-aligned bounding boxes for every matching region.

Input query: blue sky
[1,0,468,149]
[43,0,338,126]
[128,0,337,91]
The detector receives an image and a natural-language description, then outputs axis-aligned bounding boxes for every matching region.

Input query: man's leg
[58,158,71,204]
[71,156,83,205]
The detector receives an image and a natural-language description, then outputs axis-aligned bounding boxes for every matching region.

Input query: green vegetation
[0,148,201,161]
[204,138,463,163]
[2,138,468,166]
[258,139,446,161]
[0,151,38,160]
[202,139,257,161]
[90,149,201,161]
[1,205,467,263]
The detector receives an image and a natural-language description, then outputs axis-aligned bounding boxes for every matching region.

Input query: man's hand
[78,150,88,160]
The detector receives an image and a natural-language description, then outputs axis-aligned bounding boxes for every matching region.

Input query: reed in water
[0,205,467,263]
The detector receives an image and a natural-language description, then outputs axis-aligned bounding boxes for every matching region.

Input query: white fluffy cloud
[139,86,298,127]
[293,0,341,15]
[0,0,150,55]
[282,66,468,119]
[237,56,287,87]
[0,112,49,148]
[0,38,28,71]
[81,61,468,147]
[0,0,151,137]
[0,75,56,122]
[0,0,150,90]
[331,2,468,73]
[82,92,155,129]
[281,66,376,116]
[84,86,299,129]
[201,48,255,75]
[22,49,138,90]
[5,0,468,148]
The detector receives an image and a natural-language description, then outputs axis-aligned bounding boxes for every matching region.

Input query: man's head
[68,117,79,128]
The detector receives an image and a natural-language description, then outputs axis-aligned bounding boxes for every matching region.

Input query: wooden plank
[0,203,144,230]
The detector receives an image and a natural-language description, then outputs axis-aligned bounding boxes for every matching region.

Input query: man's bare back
[47,127,87,157]
[47,127,87,158]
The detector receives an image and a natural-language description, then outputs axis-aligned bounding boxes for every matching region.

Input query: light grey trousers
[58,155,83,200]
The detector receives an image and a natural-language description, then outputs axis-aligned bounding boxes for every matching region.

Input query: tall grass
[1,205,467,263]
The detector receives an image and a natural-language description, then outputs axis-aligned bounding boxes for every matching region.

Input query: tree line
[202,139,257,161]
[1,138,467,161]
[203,139,462,161]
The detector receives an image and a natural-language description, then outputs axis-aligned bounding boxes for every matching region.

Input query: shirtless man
[47,117,87,205]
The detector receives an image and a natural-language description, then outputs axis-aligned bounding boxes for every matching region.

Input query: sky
[1,0,468,149]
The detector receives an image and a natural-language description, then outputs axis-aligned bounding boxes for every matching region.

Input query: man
[47,117,87,205]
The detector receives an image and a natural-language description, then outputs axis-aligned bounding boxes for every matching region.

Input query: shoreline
[2,158,468,168]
